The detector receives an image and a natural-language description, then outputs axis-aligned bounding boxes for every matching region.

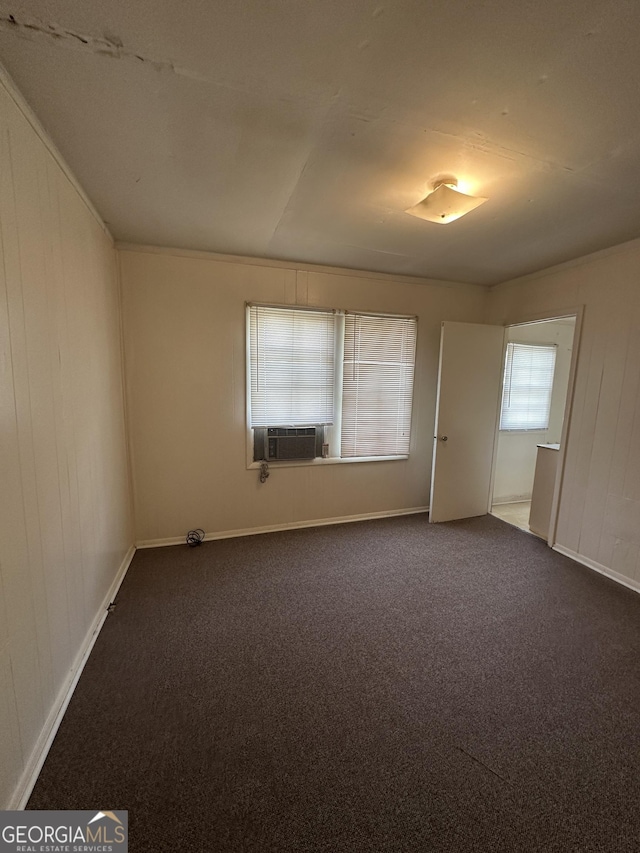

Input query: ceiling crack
[429,127,575,172]
[0,12,210,82]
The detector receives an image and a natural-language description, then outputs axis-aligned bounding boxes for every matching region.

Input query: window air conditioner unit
[264,427,321,461]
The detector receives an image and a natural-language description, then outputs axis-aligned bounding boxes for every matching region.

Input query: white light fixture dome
[405,177,487,224]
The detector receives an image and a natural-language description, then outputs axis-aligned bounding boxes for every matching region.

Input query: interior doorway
[490,316,577,537]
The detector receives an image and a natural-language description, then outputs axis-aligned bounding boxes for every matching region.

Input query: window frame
[245,303,417,468]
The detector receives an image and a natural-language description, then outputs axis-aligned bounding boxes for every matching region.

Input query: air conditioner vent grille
[253,426,323,461]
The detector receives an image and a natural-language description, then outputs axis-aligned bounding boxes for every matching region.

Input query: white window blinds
[500,342,557,430]
[341,313,417,457]
[248,305,336,427]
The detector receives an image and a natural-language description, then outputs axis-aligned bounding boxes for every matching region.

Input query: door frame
[488,305,584,547]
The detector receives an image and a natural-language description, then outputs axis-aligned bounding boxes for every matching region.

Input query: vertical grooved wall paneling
[487,240,640,586]
[0,78,133,808]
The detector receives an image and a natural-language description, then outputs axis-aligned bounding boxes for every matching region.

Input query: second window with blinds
[247,304,417,462]
[499,342,557,431]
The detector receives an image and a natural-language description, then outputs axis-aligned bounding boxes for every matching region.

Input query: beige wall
[119,248,487,544]
[0,78,133,807]
[487,239,640,586]
[493,319,575,503]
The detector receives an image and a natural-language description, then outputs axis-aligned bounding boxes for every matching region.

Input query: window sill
[499,429,549,434]
[247,455,409,471]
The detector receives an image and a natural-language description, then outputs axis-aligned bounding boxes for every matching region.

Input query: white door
[429,321,505,523]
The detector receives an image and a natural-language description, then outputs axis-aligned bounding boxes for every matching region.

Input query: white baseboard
[492,495,532,506]
[136,506,430,549]
[10,544,136,810]
[553,544,640,595]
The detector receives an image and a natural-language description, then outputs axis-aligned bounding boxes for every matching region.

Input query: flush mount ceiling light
[405,177,488,224]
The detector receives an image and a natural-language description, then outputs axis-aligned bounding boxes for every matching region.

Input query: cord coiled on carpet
[186,528,205,547]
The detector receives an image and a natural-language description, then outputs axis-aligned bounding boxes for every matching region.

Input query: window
[248,305,335,428]
[247,304,417,460]
[499,342,557,431]
[341,312,417,457]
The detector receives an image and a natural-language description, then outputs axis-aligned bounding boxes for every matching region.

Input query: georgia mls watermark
[0,811,127,853]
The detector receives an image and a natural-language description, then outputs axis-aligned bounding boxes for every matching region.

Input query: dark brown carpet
[28,514,640,851]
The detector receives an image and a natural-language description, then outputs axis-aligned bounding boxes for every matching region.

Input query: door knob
[439,435,448,441]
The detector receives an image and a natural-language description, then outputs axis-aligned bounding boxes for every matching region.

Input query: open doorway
[490,317,577,537]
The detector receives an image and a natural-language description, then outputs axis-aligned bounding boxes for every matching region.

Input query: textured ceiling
[1,0,640,284]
